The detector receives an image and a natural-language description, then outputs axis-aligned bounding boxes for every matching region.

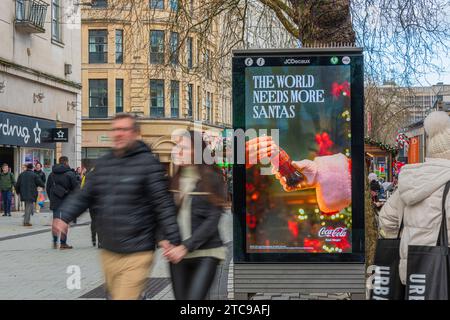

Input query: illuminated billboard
[232,49,365,263]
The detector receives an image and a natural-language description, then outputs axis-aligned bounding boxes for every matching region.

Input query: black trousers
[170,257,219,300]
[89,211,96,243]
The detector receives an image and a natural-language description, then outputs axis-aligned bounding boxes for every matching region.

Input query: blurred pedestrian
[52,113,181,300]
[164,130,227,300]
[15,163,45,226]
[47,156,79,249]
[82,167,99,248]
[1,163,15,217]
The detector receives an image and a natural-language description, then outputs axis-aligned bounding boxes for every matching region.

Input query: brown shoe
[23,223,32,227]
[53,243,58,249]
[60,244,73,250]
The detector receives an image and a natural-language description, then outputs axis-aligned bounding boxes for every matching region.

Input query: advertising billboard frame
[232,48,365,264]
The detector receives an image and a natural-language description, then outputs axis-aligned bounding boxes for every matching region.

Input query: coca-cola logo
[318,227,347,238]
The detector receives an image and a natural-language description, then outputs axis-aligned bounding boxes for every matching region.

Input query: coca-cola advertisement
[241,55,358,255]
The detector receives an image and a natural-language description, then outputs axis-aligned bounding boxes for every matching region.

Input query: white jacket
[378,158,450,284]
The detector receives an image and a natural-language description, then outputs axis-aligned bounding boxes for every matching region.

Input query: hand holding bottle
[246,136,310,189]
[245,136,280,169]
[273,159,318,192]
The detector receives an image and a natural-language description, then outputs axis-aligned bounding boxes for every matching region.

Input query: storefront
[364,138,399,182]
[404,120,426,164]
[0,111,56,210]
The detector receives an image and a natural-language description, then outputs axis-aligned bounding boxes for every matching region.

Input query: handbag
[52,177,68,199]
[406,181,450,300]
[370,216,405,300]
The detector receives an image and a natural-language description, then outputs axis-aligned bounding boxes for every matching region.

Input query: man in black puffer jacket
[53,113,180,300]
[47,156,79,249]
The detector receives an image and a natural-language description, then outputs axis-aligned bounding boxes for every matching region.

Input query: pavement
[0,208,352,300]
[0,209,233,300]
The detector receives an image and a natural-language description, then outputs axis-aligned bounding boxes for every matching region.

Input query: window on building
[89,30,108,63]
[89,79,108,118]
[169,0,178,11]
[206,92,211,122]
[170,32,179,66]
[205,49,212,80]
[91,0,107,7]
[187,84,193,118]
[51,0,62,42]
[150,30,165,64]
[187,37,193,69]
[197,39,201,67]
[115,30,123,64]
[150,0,164,9]
[170,81,179,118]
[150,80,165,118]
[210,92,213,122]
[16,0,24,20]
[116,79,123,114]
[197,85,201,120]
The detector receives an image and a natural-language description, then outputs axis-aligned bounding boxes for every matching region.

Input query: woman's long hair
[170,130,226,208]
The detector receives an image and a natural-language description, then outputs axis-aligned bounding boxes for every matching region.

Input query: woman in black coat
[163,130,226,300]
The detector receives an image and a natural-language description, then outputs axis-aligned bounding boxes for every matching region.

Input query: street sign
[52,128,69,142]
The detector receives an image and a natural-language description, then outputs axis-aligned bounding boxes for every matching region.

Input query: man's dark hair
[59,156,69,164]
[2,163,8,167]
[26,163,33,170]
[113,113,140,133]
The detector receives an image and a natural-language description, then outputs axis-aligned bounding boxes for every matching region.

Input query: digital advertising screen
[232,49,365,263]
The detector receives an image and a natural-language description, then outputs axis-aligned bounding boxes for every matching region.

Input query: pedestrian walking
[15,163,45,226]
[164,130,227,300]
[1,163,15,217]
[379,111,450,285]
[34,162,46,184]
[46,156,79,249]
[52,113,181,300]
[34,162,46,213]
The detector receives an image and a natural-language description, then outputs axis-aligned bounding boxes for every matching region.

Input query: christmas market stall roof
[364,137,399,158]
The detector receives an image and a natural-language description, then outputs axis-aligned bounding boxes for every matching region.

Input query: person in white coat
[379,111,450,285]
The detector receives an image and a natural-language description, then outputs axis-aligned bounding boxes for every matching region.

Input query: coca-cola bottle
[271,148,305,188]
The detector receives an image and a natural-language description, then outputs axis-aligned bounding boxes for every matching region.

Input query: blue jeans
[1,191,12,215]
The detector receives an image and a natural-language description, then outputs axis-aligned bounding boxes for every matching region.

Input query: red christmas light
[246,213,257,229]
[251,191,260,201]
[315,132,334,156]
[304,238,322,252]
[288,220,299,238]
[331,81,351,98]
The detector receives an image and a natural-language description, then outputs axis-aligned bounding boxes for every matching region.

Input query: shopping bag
[406,181,450,300]
[370,222,405,300]
[37,192,45,208]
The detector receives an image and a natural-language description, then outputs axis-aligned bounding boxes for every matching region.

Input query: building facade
[400,82,450,125]
[0,0,81,179]
[400,83,450,163]
[81,0,232,173]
